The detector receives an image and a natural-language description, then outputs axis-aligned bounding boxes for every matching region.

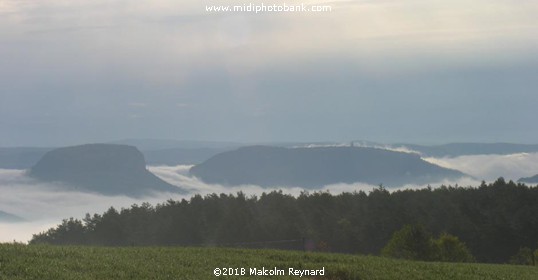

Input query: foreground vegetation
[0,244,537,280]
[32,179,538,263]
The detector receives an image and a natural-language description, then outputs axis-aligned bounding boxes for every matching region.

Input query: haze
[1,0,538,146]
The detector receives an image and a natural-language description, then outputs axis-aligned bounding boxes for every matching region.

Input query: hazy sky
[1,0,538,146]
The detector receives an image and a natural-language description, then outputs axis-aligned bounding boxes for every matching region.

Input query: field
[0,244,537,279]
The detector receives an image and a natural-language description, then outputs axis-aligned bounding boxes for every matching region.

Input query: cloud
[148,165,306,196]
[357,144,421,155]
[291,145,538,182]
[148,164,481,197]
[423,153,538,181]
[3,0,537,73]
[0,169,190,242]
[1,0,538,146]
[292,142,421,155]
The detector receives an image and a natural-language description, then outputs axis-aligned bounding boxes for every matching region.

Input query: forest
[31,178,538,264]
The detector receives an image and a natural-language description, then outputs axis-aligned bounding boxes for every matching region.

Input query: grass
[0,244,537,279]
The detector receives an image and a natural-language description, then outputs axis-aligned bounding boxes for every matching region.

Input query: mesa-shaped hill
[518,174,538,184]
[189,146,467,188]
[29,144,184,196]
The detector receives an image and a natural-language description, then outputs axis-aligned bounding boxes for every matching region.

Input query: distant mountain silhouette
[29,144,184,196]
[190,146,467,188]
[0,210,24,222]
[518,174,538,184]
[393,143,538,157]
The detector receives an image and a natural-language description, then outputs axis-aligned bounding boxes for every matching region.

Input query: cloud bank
[0,169,188,242]
[423,153,538,181]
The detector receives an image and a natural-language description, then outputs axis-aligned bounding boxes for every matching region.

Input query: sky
[1,0,538,146]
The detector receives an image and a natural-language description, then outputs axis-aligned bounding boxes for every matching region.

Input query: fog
[423,153,538,181]
[2,151,537,243]
[0,169,188,242]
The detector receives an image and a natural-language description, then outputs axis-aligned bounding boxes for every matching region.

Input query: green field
[0,244,536,280]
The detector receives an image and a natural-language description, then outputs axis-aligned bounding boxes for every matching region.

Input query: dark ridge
[29,144,185,197]
[518,174,538,184]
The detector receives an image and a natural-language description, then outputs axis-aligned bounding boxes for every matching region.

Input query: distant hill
[0,147,52,169]
[28,144,185,196]
[190,146,466,188]
[0,210,24,222]
[518,174,538,184]
[393,143,538,157]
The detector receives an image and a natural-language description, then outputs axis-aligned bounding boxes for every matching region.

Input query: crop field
[0,244,537,280]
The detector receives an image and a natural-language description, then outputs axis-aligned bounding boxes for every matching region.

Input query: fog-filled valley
[2,142,538,243]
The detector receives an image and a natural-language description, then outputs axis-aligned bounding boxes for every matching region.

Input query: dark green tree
[510,247,534,265]
[381,224,434,261]
[434,233,474,262]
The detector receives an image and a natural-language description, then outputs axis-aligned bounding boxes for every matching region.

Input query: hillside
[0,245,536,280]
[519,174,538,184]
[28,144,184,196]
[190,146,466,187]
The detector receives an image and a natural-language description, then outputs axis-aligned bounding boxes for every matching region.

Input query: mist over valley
[2,140,538,243]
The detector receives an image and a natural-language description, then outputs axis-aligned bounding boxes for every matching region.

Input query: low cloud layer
[0,169,188,242]
[423,153,538,181]
[148,164,478,196]
[149,165,375,197]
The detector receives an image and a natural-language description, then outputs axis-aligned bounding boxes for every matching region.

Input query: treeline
[31,178,538,263]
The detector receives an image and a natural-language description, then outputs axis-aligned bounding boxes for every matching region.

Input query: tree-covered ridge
[31,178,538,264]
